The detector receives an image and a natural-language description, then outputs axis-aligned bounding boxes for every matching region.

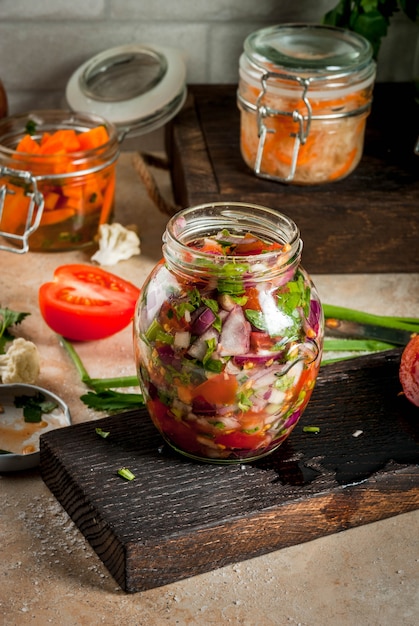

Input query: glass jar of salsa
[134,203,324,463]
[237,24,376,185]
[0,110,119,252]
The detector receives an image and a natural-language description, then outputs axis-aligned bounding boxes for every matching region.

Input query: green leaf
[0,306,30,353]
[204,358,224,373]
[154,329,174,345]
[22,406,43,423]
[244,309,267,331]
[174,300,196,319]
[202,297,219,314]
[25,119,37,135]
[322,0,403,57]
[14,392,58,423]
[202,338,217,364]
[188,287,201,309]
[217,278,245,296]
[80,390,144,412]
[352,9,390,56]
[323,0,353,26]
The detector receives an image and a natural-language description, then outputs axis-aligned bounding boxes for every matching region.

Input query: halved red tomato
[39,264,141,341]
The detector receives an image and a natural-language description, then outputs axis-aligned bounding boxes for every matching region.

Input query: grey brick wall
[0,0,417,114]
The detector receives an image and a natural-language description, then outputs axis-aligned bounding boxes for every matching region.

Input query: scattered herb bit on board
[117,467,136,481]
[303,426,321,434]
[95,427,110,439]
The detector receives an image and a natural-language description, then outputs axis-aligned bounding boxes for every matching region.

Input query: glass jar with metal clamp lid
[0,110,119,253]
[237,24,376,185]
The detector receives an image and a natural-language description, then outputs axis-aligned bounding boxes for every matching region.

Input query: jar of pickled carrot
[0,110,119,252]
[237,24,376,185]
[133,202,324,464]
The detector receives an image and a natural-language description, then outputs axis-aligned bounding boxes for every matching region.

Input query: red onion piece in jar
[188,328,219,360]
[219,306,251,356]
[191,306,216,335]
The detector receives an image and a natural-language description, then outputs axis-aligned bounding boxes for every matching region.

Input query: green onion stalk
[59,336,144,411]
[321,304,418,365]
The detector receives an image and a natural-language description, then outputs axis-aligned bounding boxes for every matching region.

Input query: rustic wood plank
[167,84,419,274]
[40,349,419,593]
[165,92,219,207]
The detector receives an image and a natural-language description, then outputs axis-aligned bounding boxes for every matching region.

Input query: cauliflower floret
[91,223,141,266]
[0,337,40,384]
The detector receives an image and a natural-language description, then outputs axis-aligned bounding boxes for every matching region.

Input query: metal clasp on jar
[238,70,372,183]
[257,73,312,182]
[0,166,45,254]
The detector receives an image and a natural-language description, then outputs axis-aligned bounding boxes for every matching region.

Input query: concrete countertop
[1,152,418,626]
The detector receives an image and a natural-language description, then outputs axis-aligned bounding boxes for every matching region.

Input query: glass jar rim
[0,109,119,160]
[244,23,374,76]
[163,202,303,277]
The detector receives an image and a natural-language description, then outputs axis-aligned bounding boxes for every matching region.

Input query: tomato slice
[192,372,238,405]
[214,430,268,450]
[39,264,140,341]
[147,397,201,453]
[399,335,419,407]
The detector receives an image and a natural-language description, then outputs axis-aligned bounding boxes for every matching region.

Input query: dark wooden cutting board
[166,83,419,274]
[40,348,419,593]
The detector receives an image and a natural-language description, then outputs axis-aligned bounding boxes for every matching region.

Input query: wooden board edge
[123,463,418,592]
[41,428,418,594]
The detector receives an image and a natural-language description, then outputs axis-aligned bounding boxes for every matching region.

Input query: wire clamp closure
[0,166,45,254]
[254,72,312,182]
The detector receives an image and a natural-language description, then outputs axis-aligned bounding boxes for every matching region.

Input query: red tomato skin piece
[399,335,419,407]
[39,264,140,341]
[214,430,268,450]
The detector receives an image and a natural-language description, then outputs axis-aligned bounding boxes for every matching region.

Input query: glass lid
[79,48,168,102]
[244,24,373,73]
[66,44,187,136]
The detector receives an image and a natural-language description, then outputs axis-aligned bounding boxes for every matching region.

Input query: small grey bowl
[0,383,71,472]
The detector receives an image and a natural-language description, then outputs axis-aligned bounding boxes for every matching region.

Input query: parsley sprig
[14,392,58,423]
[323,0,419,58]
[0,306,30,354]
